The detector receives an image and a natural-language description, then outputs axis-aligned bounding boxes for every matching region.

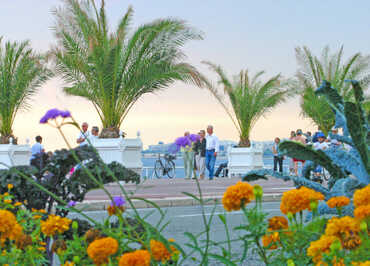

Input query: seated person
[312,132,329,180]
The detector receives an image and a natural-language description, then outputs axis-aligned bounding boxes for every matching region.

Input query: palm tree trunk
[239,137,251,147]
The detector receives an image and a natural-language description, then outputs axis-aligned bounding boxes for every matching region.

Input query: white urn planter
[91,134,143,175]
[0,140,31,169]
[227,142,264,177]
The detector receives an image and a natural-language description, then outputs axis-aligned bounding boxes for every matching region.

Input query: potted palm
[0,37,51,168]
[202,62,291,176]
[52,0,203,171]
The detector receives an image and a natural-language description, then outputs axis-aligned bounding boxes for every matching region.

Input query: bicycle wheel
[166,160,176,179]
[154,160,164,179]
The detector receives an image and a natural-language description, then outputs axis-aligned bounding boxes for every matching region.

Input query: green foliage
[0,146,139,216]
[279,141,346,180]
[0,37,52,141]
[295,46,370,135]
[202,61,292,146]
[52,0,203,131]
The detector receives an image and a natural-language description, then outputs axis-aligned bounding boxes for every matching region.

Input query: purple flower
[40,108,71,123]
[67,200,76,207]
[189,134,200,142]
[175,136,191,148]
[112,196,125,207]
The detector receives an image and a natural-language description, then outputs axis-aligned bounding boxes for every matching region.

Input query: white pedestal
[91,137,143,175]
[0,144,31,169]
[227,143,264,177]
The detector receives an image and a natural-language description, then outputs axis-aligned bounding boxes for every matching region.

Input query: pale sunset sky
[1,1,370,150]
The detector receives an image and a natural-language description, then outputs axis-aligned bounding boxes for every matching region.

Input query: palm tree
[52,0,203,137]
[202,61,291,147]
[0,37,52,144]
[295,46,370,135]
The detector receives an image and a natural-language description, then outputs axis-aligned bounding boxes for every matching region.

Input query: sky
[1,0,370,150]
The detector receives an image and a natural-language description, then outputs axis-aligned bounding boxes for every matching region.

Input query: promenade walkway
[79,176,294,211]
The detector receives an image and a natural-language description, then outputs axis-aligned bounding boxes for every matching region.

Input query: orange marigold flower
[9,222,23,241]
[107,205,125,216]
[353,184,370,208]
[268,216,289,230]
[327,196,350,208]
[87,237,118,265]
[325,216,362,249]
[41,215,72,236]
[16,234,33,250]
[118,250,151,266]
[325,216,361,237]
[354,205,370,220]
[14,202,22,207]
[38,246,46,252]
[222,181,254,211]
[150,239,172,262]
[7,184,13,190]
[352,261,370,266]
[307,235,339,263]
[262,231,280,250]
[4,199,12,204]
[280,187,324,214]
[62,262,75,266]
[0,210,17,240]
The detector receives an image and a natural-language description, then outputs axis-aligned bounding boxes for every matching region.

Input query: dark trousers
[273,156,283,173]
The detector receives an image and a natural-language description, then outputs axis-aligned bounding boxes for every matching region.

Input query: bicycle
[154,154,176,179]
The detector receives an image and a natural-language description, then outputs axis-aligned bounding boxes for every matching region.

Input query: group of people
[182,125,220,180]
[272,127,343,178]
[76,122,100,146]
[30,122,100,162]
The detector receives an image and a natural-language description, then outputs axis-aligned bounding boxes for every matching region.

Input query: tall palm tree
[202,61,291,147]
[52,0,203,137]
[0,37,52,144]
[295,46,370,134]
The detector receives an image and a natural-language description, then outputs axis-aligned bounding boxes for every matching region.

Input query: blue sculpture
[243,80,369,216]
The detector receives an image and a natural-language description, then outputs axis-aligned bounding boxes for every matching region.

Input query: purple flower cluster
[40,108,71,124]
[168,134,200,154]
[112,196,125,207]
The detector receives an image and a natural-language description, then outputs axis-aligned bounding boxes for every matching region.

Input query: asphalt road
[70,202,282,265]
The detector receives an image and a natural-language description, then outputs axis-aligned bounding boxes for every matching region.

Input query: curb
[76,193,283,212]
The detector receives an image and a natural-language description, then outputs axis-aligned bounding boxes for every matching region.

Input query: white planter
[91,136,143,175]
[0,143,31,169]
[227,142,264,177]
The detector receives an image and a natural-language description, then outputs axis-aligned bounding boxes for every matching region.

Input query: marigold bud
[360,221,368,232]
[72,221,78,231]
[253,185,263,199]
[287,212,294,221]
[309,200,318,211]
[287,259,295,266]
[73,256,80,264]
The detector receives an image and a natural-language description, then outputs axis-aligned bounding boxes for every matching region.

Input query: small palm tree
[295,46,370,134]
[0,37,52,144]
[52,0,203,137]
[202,61,291,147]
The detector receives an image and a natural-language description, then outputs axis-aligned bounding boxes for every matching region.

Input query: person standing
[293,129,306,176]
[31,135,45,161]
[89,126,99,142]
[77,122,90,146]
[194,130,206,180]
[272,137,284,173]
[182,131,194,179]
[205,125,219,180]
[288,131,296,175]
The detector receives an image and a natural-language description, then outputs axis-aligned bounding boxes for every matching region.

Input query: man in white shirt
[205,125,219,180]
[31,135,45,161]
[77,122,90,146]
